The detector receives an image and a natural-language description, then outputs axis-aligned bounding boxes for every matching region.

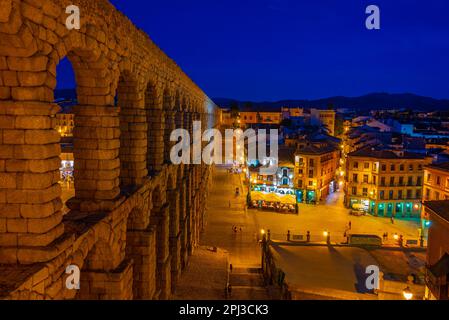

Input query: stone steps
[228,266,271,300]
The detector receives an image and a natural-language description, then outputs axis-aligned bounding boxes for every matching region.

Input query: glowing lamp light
[403,287,413,300]
[414,204,420,210]
[323,231,329,237]
[425,221,431,227]
[261,229,266,235]
[393,234,399,240]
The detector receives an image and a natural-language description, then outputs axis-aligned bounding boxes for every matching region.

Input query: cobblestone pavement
[251,189,425,246]
[202,166,262,268]
[173,246,229,300]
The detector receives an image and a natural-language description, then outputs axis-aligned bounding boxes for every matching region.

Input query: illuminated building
[295,141,340,204]
[345,147,431,217]
[310,109,336,136]
[423,201,449,300]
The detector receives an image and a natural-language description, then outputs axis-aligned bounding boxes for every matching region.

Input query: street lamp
[323,231,329,237]
[403,287,413,300]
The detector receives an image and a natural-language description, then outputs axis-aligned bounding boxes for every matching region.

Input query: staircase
[228,266,272,300]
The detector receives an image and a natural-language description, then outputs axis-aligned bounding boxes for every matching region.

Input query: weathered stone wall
[0,0,219,300]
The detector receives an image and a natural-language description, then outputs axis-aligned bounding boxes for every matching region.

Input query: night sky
[57,0,449,101]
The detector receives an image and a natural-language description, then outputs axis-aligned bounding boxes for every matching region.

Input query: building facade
[345,148,431,218]
[423,201,449,300]
[310,109,336,136]
[295,142,340,203]
[424,162,449,202]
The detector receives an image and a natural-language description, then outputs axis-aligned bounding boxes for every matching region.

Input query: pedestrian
[230,264,233,273]
[233,226,238,233]
[306,231,311,242]
[239,227,242,233]
[391,216,394,224]
[349,221,352,230]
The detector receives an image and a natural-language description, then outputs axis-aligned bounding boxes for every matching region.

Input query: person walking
[348,221,352,230]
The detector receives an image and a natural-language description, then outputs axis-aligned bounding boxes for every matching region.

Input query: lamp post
[403,287,413,300]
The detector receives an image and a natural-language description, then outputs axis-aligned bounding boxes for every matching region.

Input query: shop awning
[250,191,297,204]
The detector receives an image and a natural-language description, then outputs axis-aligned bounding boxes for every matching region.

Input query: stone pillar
[150,204,171,299]
[167,189,181,291]
[0,101,65,264]
[164,110,176,164]
[68,105,120,213]
[184,112,193,138]
[119,106,148,186]
[178,179,188,270]
[147,108,165,174]
[186,169,194,256]
[126,227,157,300]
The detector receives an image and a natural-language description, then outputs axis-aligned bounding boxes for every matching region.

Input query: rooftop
[348,146,426,160]
[426,162,449,173]
[296,143,339,156]
[424,200,449,224]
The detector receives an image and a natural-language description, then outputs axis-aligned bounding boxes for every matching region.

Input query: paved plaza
[251,188,425,245]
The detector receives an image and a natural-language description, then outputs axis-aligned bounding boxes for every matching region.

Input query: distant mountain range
[213,93,449,112]
[55,89,449,112]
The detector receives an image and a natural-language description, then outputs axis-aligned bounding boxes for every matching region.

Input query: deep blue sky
[57,0,449,101]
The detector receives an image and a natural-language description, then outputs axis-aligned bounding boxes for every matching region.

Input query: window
[391,164,396,172]
[426,188,430,197]
[417,177,422,186]
[390,177,395,186]
[309,159,315,167]
[399,177,404,186]
[380,191,385,199]
[373,176,377,185]
[309,181,314,186]
[353,162,359,169]
[363,188,368,197]
[398,190,403,199]
[408,176,413,186]
[363,175,369,183]
[381,164,387,172]
[352,187,357,195]
[381,177,386,186]
[407,189,412,199]
[364,162,370,169]
[308,170,314,178]
[435,192,440,200]
[409,164,414,171]
[298,180,303,188]
[353,174,358,183]
[416,190,421,199]
[389,190,394,200]
[400,164,405,171]
[437,176,441,185]
[418,164,423,171]
[427,174,431,182]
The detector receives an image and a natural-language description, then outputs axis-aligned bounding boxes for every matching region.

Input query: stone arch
[163,87,176,164]
[54,43,121,214]
[166,171,181,292]
[115,68,148,188]
[145,79,164,174]
[149,184,171,299]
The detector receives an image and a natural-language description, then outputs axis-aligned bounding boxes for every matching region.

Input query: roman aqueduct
[0,0,221,299]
